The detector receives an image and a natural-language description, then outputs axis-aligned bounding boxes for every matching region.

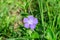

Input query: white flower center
[28,19,33,24]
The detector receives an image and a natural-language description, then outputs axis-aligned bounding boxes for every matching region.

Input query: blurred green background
[0,0,60,40]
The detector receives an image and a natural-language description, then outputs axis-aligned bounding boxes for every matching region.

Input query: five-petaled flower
[23,15,38,30]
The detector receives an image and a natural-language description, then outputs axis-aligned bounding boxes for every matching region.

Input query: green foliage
[0,0,60,40]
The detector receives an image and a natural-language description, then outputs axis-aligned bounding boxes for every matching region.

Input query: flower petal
[24,23,29,28]
[28,15,34,20]
[33,18,38,24]
[30,24,36,30]
[23,18,28,23]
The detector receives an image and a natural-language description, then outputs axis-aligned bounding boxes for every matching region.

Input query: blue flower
[23,15,38,30]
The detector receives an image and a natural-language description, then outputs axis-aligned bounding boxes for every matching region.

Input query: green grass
[0,0,60,40]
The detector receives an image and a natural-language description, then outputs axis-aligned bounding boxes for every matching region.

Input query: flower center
[28,19,33,24]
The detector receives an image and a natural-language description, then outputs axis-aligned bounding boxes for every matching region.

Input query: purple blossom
[23,15,38,30]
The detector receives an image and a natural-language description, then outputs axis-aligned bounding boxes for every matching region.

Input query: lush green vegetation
[0,0,60,40]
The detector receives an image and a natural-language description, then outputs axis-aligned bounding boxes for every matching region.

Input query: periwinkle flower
[23,15,38,30]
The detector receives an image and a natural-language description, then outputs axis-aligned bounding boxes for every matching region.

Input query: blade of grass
[38,0,44,26]
[46,1,51,24]
[38,0,45,38]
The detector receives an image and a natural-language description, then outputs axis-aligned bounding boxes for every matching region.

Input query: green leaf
[46,28,56,40]
[31,31,39,38]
